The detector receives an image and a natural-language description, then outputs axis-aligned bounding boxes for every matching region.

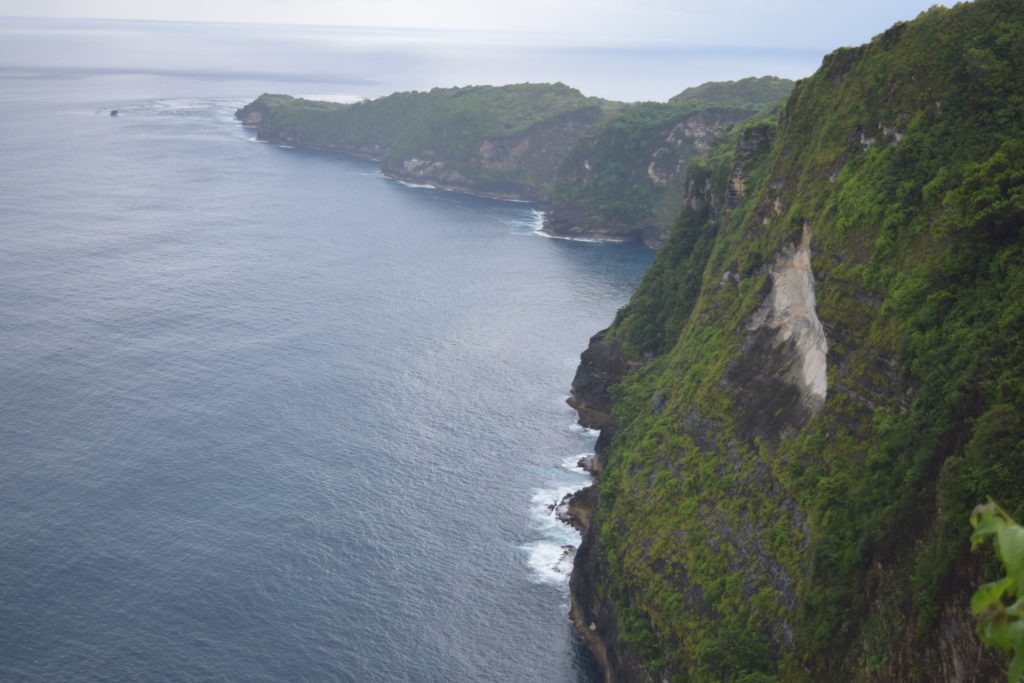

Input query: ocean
[0,17,816,681]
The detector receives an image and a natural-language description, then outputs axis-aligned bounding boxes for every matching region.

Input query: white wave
[394,179,438,190]
[502,209,544,235]
[523,483,588,585]
[522,541,576,585]
[533,230,614,244]
[569,423,601,439]
[527,209,545,231]
[561,453,595,474]
[531,485,583,525]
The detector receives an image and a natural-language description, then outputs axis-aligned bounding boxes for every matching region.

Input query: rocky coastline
[234,82,792,246]
[561,331,649,682]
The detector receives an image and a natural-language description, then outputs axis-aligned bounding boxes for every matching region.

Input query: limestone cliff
[567,1,1024,680]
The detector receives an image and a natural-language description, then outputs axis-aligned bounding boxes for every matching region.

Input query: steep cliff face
[569,1,1024,680]
[543,79,793,247]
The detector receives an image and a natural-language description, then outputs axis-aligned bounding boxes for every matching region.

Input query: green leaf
[1009,620,1024,647]
[982,616,1014,652]
[999,525,1024,580]
[972,503,1008,548]
[973,577,1015,615]
[1010,650,1024,683]
[972,500,1024,674]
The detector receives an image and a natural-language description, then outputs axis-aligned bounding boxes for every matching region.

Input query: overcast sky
[0,0,949,49]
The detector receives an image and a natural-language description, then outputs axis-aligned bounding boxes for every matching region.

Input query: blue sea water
[0,19,668,682]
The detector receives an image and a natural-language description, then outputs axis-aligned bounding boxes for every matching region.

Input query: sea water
[0,18,667,681]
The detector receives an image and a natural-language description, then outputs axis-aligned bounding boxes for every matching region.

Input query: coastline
[239,119,650,246]
[558,440,615,683]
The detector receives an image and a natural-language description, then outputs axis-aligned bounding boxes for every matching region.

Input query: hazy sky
[1,0,949,49]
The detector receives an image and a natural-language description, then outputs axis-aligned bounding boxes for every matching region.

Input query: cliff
[236,84,605,200]
[236,79,790,240]
[542,77,793,247]
[542,104,760,247]
[568,1,1024,680]
[237,83,606,198]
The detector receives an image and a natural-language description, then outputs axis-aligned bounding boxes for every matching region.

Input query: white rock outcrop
[746,222,828,409]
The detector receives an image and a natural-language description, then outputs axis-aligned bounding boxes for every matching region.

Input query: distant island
[235,77,793,246]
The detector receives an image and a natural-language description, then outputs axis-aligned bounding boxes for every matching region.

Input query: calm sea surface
[0,19,667,682]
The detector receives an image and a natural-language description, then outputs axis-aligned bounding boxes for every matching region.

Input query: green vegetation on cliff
[237,83,606,198]
[237,78,792,241]
[670,76,797,110]
[544,78,792,245]
[570,1,1024,680]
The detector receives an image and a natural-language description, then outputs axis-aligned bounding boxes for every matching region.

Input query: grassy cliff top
[244,82,609,139]
[669,75,795,109]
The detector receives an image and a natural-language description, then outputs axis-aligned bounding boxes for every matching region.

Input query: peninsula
[235,77,792,246]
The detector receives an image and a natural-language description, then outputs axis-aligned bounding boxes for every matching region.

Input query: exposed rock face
[728,222,827,442]
[668,108,738,156]
[754,223,827,406]
[726,122,774,211]
[566,330,641,433]
[377,107,601,200]
[543,107,756,246]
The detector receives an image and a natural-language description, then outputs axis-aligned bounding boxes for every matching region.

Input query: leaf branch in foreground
[971,501,1024,682]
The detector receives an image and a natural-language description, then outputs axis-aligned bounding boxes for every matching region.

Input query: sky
[0,0,951,49]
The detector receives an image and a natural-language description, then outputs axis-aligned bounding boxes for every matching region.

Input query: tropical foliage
[546,78,792,241]
[237,83,607,197]
[669,76,796,109]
